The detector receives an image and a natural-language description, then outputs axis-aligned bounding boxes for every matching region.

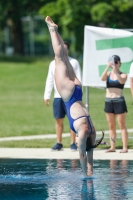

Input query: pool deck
[0,130,133,160]
[0,148,132,160]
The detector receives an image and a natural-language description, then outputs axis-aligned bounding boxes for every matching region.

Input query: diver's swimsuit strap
[74,116,93,134]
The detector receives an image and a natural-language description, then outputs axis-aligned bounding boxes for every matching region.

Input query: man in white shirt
[129,62,133,100]
[44,41,82,150]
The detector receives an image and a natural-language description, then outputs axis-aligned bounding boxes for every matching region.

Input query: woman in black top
[101,55,128,153]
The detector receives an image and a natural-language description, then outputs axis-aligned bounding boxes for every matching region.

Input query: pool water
[0,159,133,200]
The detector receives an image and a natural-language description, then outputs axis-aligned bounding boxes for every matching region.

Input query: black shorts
[53,98,67,119]
[104,96,128,114]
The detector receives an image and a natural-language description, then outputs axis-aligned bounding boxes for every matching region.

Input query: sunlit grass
[0,137,133,149]
[0,55,133,144]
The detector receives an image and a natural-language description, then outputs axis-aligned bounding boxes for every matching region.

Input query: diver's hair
[86,130,104,151]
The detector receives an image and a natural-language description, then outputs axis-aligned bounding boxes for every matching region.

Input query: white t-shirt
[129,62,133,77]
[44,56,82,99]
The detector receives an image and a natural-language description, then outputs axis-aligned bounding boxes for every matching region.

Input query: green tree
[39,0,93,55]
[91,0,133,28]
[1,0,133,55]
[0,0,50,54]
[39,0,133,55]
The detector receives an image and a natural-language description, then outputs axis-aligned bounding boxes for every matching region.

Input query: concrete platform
[0,148,132,160]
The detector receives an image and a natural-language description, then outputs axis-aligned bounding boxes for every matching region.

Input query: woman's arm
[101,63,111,81]
[115,72,127,84]
[112,64,127,84]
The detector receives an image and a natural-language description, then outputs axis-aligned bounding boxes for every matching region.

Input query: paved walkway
[0,148,132,160]
[0,129,132,160]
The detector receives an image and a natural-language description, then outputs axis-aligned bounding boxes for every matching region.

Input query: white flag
[83,26,133,88]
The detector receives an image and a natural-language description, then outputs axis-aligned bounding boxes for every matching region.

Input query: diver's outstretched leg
[45,16,77,98]
[45,16,67,59]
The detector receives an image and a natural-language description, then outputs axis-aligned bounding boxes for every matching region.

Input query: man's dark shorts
[53,98,67,119]
[104,96,128,114]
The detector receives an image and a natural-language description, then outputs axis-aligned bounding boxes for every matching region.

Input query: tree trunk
[11,19,24,55]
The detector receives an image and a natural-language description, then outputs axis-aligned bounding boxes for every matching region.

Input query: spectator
[101,55,128,153]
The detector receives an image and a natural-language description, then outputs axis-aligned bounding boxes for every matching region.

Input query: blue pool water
[0,159,133,200]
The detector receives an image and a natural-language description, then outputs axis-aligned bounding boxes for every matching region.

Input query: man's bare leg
[55,118,64,144]
[70,130,76,144]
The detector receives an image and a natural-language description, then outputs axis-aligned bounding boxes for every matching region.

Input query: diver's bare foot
[45,16,58,30]
[105,148,116,153]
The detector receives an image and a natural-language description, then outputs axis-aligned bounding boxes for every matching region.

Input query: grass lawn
[0,137,133,149]
[0,55,133,148]
[0,56,57,137]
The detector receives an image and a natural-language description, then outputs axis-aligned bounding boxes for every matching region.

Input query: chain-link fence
[0,15,53,56]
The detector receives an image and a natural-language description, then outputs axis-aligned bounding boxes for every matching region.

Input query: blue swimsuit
[64,85,93,133]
